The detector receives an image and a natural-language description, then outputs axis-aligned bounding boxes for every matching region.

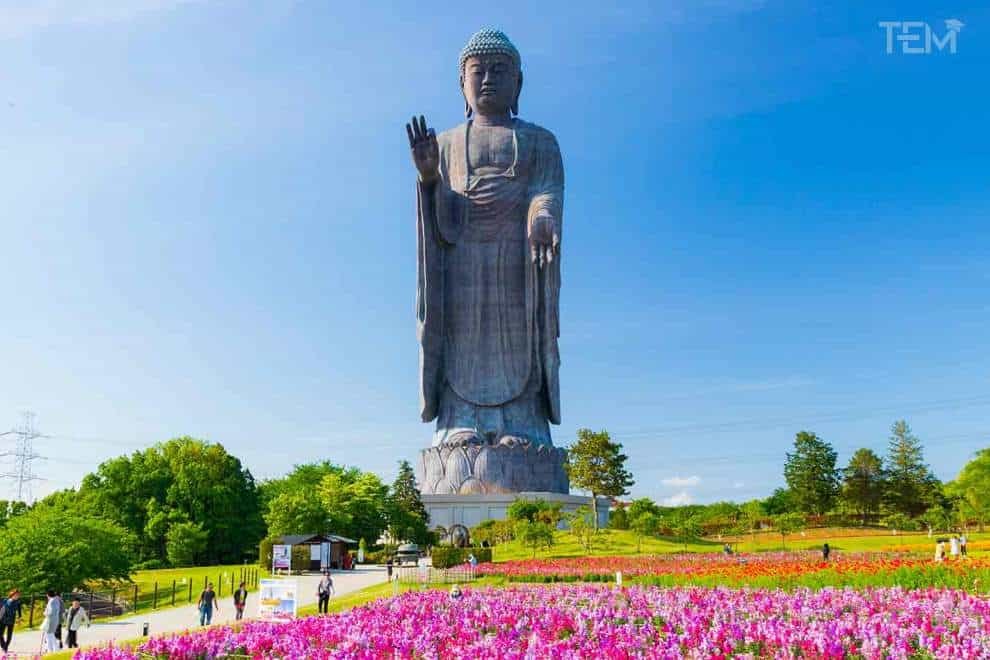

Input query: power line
[1,412,45,501]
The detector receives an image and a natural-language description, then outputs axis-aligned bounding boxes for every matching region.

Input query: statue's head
[459,28,522,118]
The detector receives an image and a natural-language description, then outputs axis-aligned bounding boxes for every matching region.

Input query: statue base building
[417,439,568,495]
[421,491,610,531]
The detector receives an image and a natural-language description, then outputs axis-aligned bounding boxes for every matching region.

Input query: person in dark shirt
[822,543,831,561]
[0,589,22,652]
[197,583,219,625]
[232,582,248,621]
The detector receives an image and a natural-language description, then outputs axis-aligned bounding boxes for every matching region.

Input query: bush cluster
[431,546,492,569]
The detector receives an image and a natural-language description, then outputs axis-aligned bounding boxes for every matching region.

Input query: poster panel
[258,578,298,621]
[272,544,291,571]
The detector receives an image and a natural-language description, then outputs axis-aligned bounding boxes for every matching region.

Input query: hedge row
[431,547,493,569]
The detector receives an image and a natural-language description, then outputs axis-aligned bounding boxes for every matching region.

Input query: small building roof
[276,533,357,545]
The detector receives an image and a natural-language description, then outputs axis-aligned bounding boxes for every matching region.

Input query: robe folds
[416,119,563,447]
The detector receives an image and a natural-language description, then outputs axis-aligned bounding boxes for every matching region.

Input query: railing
[394,565,477,585]
[20,567,261,629]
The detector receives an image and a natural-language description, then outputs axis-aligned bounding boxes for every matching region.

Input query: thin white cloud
[0,0,202,38]
[661,475,701,487]
[733,481,745,489]
[662,491,693,506]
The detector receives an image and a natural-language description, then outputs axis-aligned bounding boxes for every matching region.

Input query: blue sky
[1,1,988,505]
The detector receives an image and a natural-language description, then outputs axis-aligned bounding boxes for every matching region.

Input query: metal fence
[394,565,476,585]
[20,567,261,629]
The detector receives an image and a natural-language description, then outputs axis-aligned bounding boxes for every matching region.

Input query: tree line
[0,437,430,594]
[603,420,990,544]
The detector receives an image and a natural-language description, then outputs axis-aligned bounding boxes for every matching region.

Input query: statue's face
[462,54,519,116]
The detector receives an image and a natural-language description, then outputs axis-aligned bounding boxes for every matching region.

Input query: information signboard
[258,578,298,621]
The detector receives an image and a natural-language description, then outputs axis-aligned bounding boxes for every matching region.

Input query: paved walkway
[8,566,386,655]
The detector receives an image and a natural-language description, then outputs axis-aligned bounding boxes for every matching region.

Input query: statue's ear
[511,69,523,116]
[460,74,473,118]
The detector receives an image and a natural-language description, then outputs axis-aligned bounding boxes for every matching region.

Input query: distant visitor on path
[317,572,335,614]
[960,533,968,557]
[386,558,394,581]
[723,543,733,556]
[41,590,60,653]
[0,589,22,652]
[52,590,65,650]
[198,583,218,626]
[935,540,946,562]
[949,535,960,559]
[822,543,830,561]
[63,598,90,649]
[233,582,248,621]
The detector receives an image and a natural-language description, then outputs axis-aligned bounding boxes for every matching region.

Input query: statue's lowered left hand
[529,211,559,269]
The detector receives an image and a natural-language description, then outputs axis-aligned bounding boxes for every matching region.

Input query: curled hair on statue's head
[458,28,523,118]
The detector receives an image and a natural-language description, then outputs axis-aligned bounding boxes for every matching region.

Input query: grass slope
[492,527,989,561]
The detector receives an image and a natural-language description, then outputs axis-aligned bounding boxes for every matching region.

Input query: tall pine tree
[386,460,430,545]
[783,431,839,516]
[841,448,885,525]
[884,420,939,518]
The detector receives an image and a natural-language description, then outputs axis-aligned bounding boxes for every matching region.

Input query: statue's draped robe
[416,119,563,447]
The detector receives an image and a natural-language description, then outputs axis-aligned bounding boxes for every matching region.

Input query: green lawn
[491,527,990,561]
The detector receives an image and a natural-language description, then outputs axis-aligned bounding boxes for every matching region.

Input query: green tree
[386,460,430,545]
[514,520,555,558]
[566,429,634,530]
[0,507,134,593]
[773,512,805,550]
[783,431,840,516]
[318,469,389,543]
[80,437,264,564]
[568,507,597,553]
[671,515,701,552]
[165,521,209,566]
[762,488,794,515]
[841,448,885,525]
[263,492,329,538]
[946,448,990,532]
[741,500,765,549]
[626,497,661,524]
[630,511,660,553]
[884,421,939,518]
[608,506,629,530]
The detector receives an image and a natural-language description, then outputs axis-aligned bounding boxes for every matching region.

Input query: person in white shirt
[40,591,59,653]
[950,536,960,559]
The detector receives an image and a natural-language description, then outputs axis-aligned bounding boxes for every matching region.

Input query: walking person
[197,582,219,626]
[822,543,831,561]
[40,590,59,653]
[233,582,248,621]
[960,532,968,558]
[317,572,334,614]
[0,589,22,653]
[63,598,90,649]
[52,591,65,649]
[950,535,960,560]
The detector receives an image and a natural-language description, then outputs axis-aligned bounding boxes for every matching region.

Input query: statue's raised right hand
[406,115,439,185]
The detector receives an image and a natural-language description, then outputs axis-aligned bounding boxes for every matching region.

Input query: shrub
[431,547,493,569]
[258,537,275,570]
[291,545,310,572]
[133,559,166,571]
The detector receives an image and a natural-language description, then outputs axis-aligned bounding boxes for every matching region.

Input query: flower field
[475,552,990,590]
[75,584,990,658]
